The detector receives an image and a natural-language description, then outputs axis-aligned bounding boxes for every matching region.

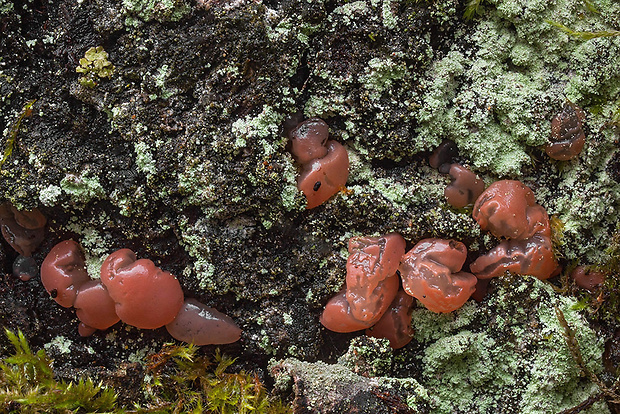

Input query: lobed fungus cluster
[41,240,241,345]
[545,102,586,161]
[287,118,349,209]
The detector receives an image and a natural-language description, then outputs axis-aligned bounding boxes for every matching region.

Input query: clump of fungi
[0,202,46,280]
[288,118,349,209]
[570,265,606,292]
[545,102,586,161]
[469,180,559,280]
[41,240,241,344]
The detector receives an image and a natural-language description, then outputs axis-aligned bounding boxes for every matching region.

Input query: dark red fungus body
[0,202,46,256]
[546,102,586,161]
[570,266,606,292]
[41,240,90,307]
[100,249,184,329]
[444,164,485,208]
[399,238,477,313]
[429,139,458,172]
[166,298,241,345]
[365,290,415,349]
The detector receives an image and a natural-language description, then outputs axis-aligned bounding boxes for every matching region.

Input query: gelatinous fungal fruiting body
[288,118,349,209]
[470,180,559,280]
[345,233,406,322]
[570,266,606,292]
[399,238,477,313]
[166,298,242,345]
[74,280,120,336]
[365,290,415,349]
[100,249,185,329]
[41,240,91,308]
[0,202,46,257]
[545,102,586,161]
[444,164,485,208]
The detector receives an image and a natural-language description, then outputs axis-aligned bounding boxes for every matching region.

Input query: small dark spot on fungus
[12,255,38,281]
[101,248,184,329]
[41,240,90,307]
[545,102,586,161]
[399,238,477,313]
[288,118,349,209]
[74,280,120,337]
[570,265,606,292]
[0,202,46,257]
[166,298,241,345]
[365,290,415,349]
[345,233,406,322]
[444,163,485,208]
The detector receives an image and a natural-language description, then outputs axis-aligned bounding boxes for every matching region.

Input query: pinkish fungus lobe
[570,266,606,292]
[345,233,406,322]
[320,274,400,333]
[41,240,91,307]
[399,238,477,313]
[546,102,586,161]
[74,280,120,337]
[0,202,46,257]
[288,117,329,164]
[100,248,184,329]
[444,164,485,208]
[365,290,415,349]
[166,298,241,345]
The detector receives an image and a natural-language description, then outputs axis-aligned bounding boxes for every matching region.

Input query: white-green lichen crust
[411,277,608,414]
[415,0,620,176]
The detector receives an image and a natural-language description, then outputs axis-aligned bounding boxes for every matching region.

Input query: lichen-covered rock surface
[1,0,619,412]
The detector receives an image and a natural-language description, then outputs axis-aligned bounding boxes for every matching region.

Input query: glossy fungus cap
[101,249,184,329]
[289,118,329,164]
[166,298,241,345]
[41,240,90,307]
[365,290,415,349]
[74,280,120,335]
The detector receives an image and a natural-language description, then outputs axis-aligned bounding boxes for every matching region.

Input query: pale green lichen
[121,0,190,27]
[60,170,105,203]
[358,57,408,100]
[413,277,608,413]
[38,184,62,207]
[134,141,157,177]
[44,336,73,355]
[230,105,285,149]
[76,46,114,88]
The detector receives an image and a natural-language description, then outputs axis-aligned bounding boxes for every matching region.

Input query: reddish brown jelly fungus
[429,139,458,171]
[298,140,349,209]
[100,249,184,329]
[444,164,485,208]
[399,238,477,313]
[345,233,406,322]
[0,202,45,256]
[166,298,241,345]
[320,274,399,333]
[41,240,90,307]
[74,280,120,336]
[472,180,548,240]
[365,290,414,349]
[546,102,586,161]
[289,118,329,164]
[570,266,606,292]
[469,234,559,280]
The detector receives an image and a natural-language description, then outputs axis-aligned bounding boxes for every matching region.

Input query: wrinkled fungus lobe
[288,117,329,164]
[472,180,548,240]
[444,164,485,208]
[570,266,606,292]
[74,280,120,337]
[470,180,559,280]
[41,240,91,307]
[166,298,241,345]
[100,249,184,329]
[345,233,405,322]
[0,202,46,256]
[399,238,477,313]
[365,290,415,349]
[320,274,400,333]
[289,118,349,209]
[546,102,586,161]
